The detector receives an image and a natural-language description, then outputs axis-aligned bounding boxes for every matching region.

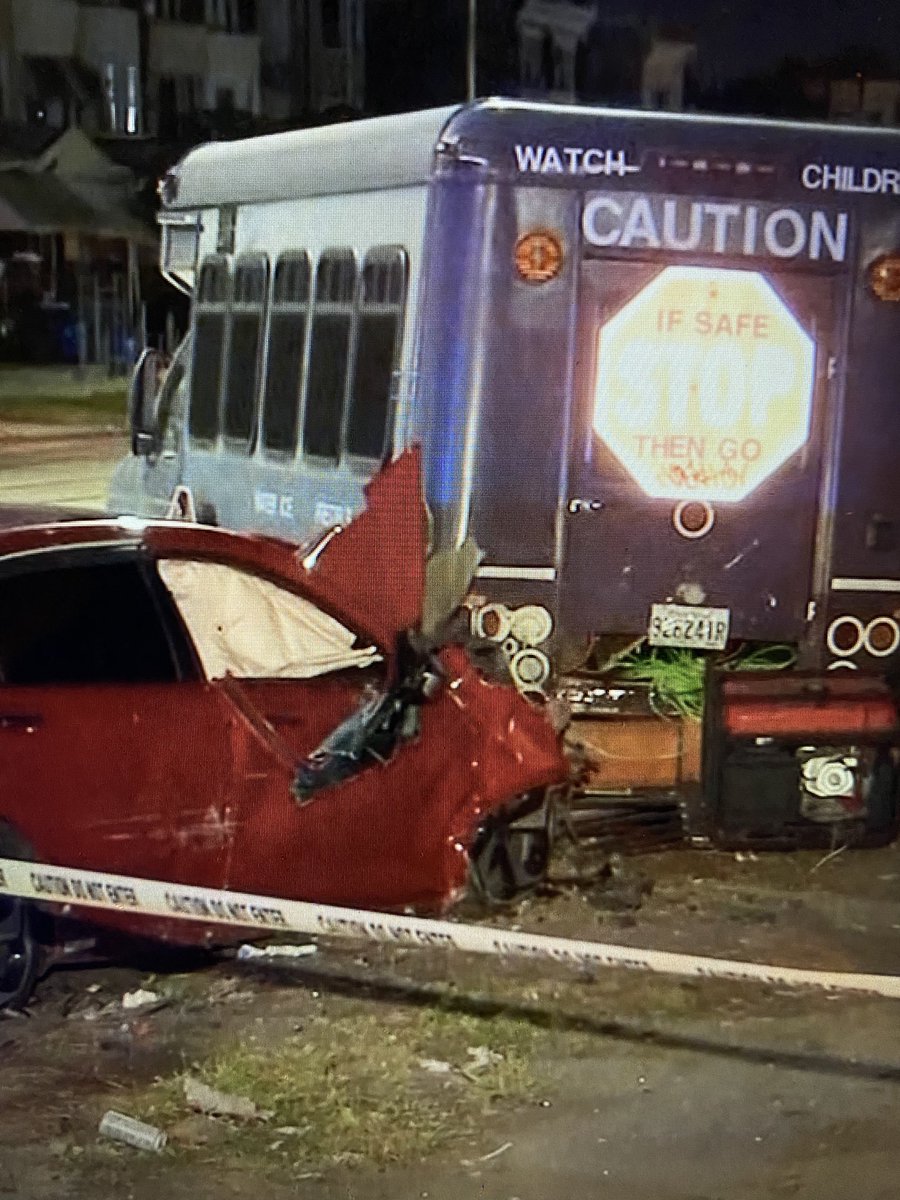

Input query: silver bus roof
[161,105,461,210]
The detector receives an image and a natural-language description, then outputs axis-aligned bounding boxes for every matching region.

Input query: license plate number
[648,604,730,650]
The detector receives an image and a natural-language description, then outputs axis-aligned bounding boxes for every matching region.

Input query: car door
[0,544,239,894]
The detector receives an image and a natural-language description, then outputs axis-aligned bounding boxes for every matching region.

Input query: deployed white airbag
[158,559,381,679]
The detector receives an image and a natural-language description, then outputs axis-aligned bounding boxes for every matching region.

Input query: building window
[23,57,72,128]
[322,0,341,48]
[207,0,250,30]
[103,63,141,134]
[223,256,269,446]
[126,63,141,133]
[158,72,202,137]
[103,63,118,131]
[237,0,257,33]
[345,248,408,460]
[303,249,356,462]
[189,257,230,443]
[158,0,205,21]
[262,252,311,455]
[541,32,554,88]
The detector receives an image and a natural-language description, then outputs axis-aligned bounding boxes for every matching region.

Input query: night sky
[610,0,900,80]
[369,1,900,116]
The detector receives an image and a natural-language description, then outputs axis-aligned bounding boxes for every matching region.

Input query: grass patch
[0,388,127,427]
[131,1005,544,1171]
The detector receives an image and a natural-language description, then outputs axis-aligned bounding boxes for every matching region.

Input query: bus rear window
[262,252,311,454]
[189,257,230,442]
[303,249,356,461]
[346,248,408,460]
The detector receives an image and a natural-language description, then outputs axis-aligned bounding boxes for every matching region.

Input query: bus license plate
[648,604,730,650]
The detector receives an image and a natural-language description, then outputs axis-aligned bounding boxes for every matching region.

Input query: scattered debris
[418,1058,454,1074]
[459,1046,506,1083]
[478,1141,513,1162]
[166,1115,223,1148]
[205,978,255,1005]
[183,1076,272,1121]
[810,845,848,874]
[121,988,164,1010]
[466,1046,504,1072]
[237,943,318,961]
[581,855,652,912]
[98,1111,167,1152]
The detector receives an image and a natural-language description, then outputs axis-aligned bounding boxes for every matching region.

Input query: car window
[0,556,181,685]
[156,559,381,680]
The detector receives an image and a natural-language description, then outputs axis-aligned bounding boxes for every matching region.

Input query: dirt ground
[7,842,900,1199]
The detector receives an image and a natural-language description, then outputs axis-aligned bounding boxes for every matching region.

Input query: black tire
[861,750,900,847]
[469,801,553,905]
[0,894,40,1011]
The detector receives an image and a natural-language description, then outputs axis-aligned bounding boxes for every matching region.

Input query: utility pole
[466,0,476,101]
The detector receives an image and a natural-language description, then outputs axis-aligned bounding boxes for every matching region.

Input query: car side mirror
[129,348,167,456]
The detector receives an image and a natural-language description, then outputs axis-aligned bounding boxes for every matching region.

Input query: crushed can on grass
[98,1110,167,1152]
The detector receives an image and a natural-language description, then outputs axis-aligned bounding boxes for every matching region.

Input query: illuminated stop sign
[593,266,816,501]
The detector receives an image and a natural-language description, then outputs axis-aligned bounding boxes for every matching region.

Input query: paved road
[0,431,126,510]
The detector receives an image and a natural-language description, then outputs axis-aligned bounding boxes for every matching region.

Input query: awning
[0,170,154,244]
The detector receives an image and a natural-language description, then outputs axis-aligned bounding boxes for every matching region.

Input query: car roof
[0,516,305,581]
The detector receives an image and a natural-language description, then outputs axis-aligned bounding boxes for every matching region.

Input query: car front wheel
[468,789,557,905]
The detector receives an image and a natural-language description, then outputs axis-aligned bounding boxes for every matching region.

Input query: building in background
[2,0,895,366]
[146,0,260,140]
[364,0,466,114]
[516,0,697,110]
[830,76,900,125]
[259,0,364,121]
[0,123,154,365]
[0,0,142,134]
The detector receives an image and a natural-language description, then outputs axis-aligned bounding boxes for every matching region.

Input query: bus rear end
[417,101,900,848]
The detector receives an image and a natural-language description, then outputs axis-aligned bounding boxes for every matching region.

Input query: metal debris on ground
[97,1111,166,1152]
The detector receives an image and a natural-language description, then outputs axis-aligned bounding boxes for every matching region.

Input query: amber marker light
[869,254,900,301]
[514,230,563,283]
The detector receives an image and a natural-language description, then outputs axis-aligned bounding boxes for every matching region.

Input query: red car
[0,451,568,1008]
